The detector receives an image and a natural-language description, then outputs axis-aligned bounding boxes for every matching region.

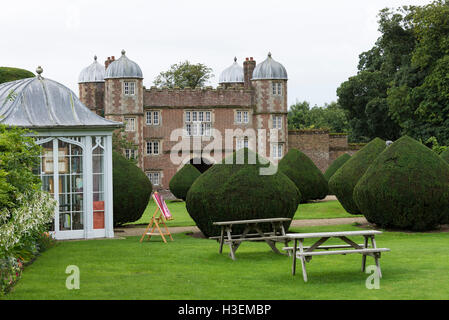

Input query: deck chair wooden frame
[140,192,174,243]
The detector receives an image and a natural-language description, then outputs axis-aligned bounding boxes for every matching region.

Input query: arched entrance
[189,157,213,173]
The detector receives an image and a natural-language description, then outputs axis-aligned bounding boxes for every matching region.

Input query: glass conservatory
[0,67,122,240]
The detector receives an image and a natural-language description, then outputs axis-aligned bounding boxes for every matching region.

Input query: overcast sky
[1,0,433,108]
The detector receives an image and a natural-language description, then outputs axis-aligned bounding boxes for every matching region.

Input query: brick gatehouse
[78,50,359,195]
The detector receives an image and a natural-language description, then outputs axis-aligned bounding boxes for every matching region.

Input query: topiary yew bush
[0,67,34,84]
[278,149,328,202]
[353,136,449,231]
[113,151,152,226]
[440,148,449,164]
[328,138,385,214]
[185,148,301,237]
[324,153,351,182]
[169,164,201,201]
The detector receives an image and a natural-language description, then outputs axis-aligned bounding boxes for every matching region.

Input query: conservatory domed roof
[0,67,122,129]
[219,57,244,84]
[252,52,288,80]
[78,55,105,83]
[105,50,143,79]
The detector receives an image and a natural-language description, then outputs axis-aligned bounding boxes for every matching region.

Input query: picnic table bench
[210,218,291,260]
[284,230,390,282]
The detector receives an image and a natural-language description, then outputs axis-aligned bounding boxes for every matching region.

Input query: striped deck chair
[140,192,174,243]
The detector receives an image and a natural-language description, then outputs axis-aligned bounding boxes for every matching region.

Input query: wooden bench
[211,218,292,260]
[284,231,390,282]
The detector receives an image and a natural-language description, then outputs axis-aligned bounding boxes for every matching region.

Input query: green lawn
[4,223,449,300]
[129,199,362,227]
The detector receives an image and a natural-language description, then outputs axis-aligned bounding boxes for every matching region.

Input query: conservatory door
[37,137,86,239]
[92,137,106,237]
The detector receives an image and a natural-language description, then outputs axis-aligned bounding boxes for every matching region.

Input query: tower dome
[105,50,143,79]
[219,57,244,84]
[252,52,288,80]
[78,55,105,83]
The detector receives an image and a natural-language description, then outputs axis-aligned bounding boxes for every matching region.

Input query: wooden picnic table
[211,217,292,260]
[284,230,390,282]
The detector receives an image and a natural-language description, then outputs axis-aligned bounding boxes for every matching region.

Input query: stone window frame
[146,171,162,186]
[272,82,282,96]
[124,148,137,160]
[185,110,212,137]
[146,110,161,126]
[123,81,136,96]
[145,140,161,156]
[235,110,250,124]
[272,115,283,130]
[124,117,136,132]
[271,143,284,159]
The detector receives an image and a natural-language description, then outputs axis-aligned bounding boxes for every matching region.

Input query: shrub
[0,67,34,84]
[328,138,385,214]
[324,153,351,182]
[278,149,328,202]
[440,148,449,163]
[353,136,449,231]
[169,164,201,201]
[0,191,56,295]
[112,151,152,226]
[186,149,301,237]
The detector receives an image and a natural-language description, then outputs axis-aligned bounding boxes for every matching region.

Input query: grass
[4,223,449,300]
[129,199,362,227]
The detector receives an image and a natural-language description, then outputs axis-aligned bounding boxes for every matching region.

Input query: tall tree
[387,0,449,144]
[153,61,213,89]
[337,7,414,142]
[288,101,350,134]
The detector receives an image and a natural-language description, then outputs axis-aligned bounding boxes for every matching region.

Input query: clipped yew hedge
[278,149,328,202]
[185,149,301,237]
[328,138,385,214]
[440,148,449,164]
[324,153,351,182]
[354,136,449,231]
[113,151,152,226]
[169,164,201,201]
[0,67,34,84]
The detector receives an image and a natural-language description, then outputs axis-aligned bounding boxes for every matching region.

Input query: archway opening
[189,158,213,173]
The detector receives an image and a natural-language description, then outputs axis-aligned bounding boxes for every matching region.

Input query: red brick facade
[79,55,360,196]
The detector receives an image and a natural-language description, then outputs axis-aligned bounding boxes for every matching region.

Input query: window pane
[153,142,159,154]
[186,112,191,122]
[206,112,211,122]
[153,111,159,125]
[146,111,152,125]
[243,111,248,123]
[236,111,241,123]
[192,111,197,122]
[146,142,152,155]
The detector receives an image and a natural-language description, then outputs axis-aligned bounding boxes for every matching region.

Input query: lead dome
[105,50,143,79]
[252,52,288,80]
[219,57,244,84]
[78,56,105,83]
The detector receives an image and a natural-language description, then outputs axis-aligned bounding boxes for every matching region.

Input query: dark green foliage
[278,149,328,202]
[0,67,34,84]
[169,164,201,201]
[112,151,152,226]
[353,136,449,231]
[185,148,301,237]
[0,125,41,213]
[324,153,351,182]
[440,148,449,164]
[328,138,385,214]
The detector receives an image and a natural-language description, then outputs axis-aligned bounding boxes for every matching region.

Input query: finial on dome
[268,52,272,58]
[36,66,43,79]
[94,55,97,61]
[234,57,237,62]
[121,49,126,56]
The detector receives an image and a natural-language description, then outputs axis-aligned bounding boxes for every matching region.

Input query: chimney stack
[243,57,256,89]
[104,56,116,69]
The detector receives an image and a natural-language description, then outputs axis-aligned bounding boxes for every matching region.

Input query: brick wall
[143,86,253,108]
[78,82,105,115]
[288,129,330,172]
